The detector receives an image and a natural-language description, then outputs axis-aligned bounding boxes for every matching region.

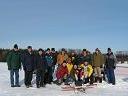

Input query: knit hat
[51,48,55,51]
[38,48,43,52]
[83,49,87,51]
[14,44,18,49]
[108,48,111,51]
[27,46,32,49]
[47,48,50,51]
[95,48,100,51]
[61,48,65,51]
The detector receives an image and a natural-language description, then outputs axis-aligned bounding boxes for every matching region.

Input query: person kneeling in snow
[79,61,93,85]
[74,66,84,86]
[56,61,68,85]
[64,58,74,85]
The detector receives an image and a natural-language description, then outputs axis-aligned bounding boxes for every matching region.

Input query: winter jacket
[67,63,73,74]
[70,54,79,65]
[79,54,92,65]
[56,65,68,80]
[51,52,57,65]
[21,51,35,71]
[45,54,53,67]
[105,52,117,69]
[92,52,104,67]
[7,50,21,70]
[57,53,68,65]
[79,64,93,77]
[35,54,47,71]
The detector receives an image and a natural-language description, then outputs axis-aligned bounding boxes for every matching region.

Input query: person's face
[62,63,67,67]
[84,62,88,66]
[62,51,65,54]
[47,50,50,54]
[39,51,43,55]
[83,51,87,55]
[28,48,32,52]
[96,50,99,54]
[14,48,18,51]
[72,52,75,56]
[68,60,71,64]
[108,50,111,54]
[51,50,55,53]
[74,65,77,69]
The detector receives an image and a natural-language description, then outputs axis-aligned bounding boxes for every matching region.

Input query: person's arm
[19,53,22,70]
[113,54,117,69]
[6,52,12,70]
[21,53,26,70]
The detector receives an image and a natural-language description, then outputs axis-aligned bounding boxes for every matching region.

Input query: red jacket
[56,65,68,80]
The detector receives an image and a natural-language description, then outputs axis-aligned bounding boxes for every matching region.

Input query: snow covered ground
[0,62,128,96]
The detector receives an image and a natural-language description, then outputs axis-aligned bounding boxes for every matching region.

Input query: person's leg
[36,70,41,88]
[106,68,111,84]
[84,78,89,84]
[10,69,14,87]
[15,70,20,87]
[89,73,94,85]
[97,67,102,83]
[94,67,98,82]
[110,68,116,85]
[40,70,45,87]
[48,67,53,84]
[24,71,29,86]
[28,71,33,86]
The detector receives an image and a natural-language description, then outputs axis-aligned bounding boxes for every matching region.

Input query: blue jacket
[45,54,53,67]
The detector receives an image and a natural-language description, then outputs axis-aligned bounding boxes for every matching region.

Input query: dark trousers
[10,69,19,86]
[106,68,115,85]
[36,70,45,86]
[84,74,94,84]
[24,70,33,86]
[47,66,53,83]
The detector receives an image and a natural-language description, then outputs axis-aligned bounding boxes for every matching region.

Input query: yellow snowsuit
[66,63,73,74]
[79,64,93,78]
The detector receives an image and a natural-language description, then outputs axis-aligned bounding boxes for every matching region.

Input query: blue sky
[0,0,128,52]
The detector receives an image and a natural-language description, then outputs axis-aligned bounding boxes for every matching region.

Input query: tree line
[0,48,128,63]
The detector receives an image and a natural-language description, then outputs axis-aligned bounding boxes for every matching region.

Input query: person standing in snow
[92,48,104,83]
[35,48,47,88]
[7,44,21,87]
[21,46,35,88]
[45,48,54,84]
[57,48,68,65]
[105,48,117,85]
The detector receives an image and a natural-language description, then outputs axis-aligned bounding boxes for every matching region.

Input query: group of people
[7,44,117,88]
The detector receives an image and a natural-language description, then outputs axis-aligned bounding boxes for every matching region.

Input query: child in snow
[65,58,74,85]
[56,61,68,85]
[79,61,93,84]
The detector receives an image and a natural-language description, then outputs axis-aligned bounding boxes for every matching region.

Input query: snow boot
[95,77,98,82]
[37,85,40,88]
[99,77,102,83]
